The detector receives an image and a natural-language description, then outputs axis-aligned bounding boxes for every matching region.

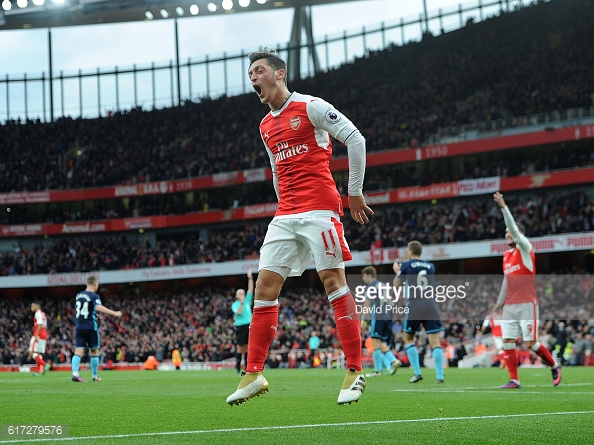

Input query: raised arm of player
[247,268,254,295]
[494,192,531,253]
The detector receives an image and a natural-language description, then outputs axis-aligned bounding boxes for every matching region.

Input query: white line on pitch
[390,389,594,395]
[1,410,594,443]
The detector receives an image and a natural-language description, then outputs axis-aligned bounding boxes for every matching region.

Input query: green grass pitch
[1,367,593,444]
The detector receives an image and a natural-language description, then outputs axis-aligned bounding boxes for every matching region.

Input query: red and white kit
[500,207,538,342]
[258,92,365,277]
[30,309,48,354]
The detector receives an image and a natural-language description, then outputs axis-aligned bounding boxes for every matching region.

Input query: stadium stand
[0,0,592,193]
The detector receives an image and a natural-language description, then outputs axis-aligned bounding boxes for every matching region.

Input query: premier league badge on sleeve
[325,109,342,124]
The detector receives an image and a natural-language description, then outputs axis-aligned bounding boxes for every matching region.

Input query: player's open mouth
[253,85,262,96]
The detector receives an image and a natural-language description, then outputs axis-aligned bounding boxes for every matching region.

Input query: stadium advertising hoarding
[0,232,592,288]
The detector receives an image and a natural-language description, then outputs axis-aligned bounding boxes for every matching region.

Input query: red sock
[331,293,362,372]
[35,355,46,373]
[246,305,278,373]
[534,344,556,367]
[503,348,519,381]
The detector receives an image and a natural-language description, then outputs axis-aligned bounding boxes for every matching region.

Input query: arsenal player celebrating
[227,48,373,406]
[490,192,561,389]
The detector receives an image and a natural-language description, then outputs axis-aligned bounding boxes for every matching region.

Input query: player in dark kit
[393,240,445,383]
[71,275,122,382]
[361,265,401,377]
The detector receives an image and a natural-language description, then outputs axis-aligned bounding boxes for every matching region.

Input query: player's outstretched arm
[97,305,122,318]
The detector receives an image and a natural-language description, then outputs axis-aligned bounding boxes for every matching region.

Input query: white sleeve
[501,206,534,271]
[306,99,366,196]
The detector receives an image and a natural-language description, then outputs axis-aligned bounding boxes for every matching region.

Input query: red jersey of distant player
[259,92,352,217]
[34,309,48,340]
[502,239,537,305]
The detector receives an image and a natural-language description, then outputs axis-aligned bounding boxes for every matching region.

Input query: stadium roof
[0,0,366,31]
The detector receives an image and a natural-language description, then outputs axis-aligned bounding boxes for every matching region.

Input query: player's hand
[493,192,506,209]
[115,311,123,318]
[491,303,503,315]
[247,268,253,279]
[392,261,402,275]
[348,194,373,224]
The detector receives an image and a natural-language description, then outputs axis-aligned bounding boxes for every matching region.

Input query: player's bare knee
[318,269,345,294]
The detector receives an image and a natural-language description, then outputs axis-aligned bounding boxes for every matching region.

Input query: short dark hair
[408,240,423,256]
[361,265,377,277]
[248,48,287,85]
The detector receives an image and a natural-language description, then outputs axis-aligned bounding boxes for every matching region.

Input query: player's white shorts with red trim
[29,337,47,354]
[501,302,539,342]
[259,211,351,277]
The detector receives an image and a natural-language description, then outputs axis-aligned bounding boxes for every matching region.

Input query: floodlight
[222,0,233,11]
[160,8,168,18]
[189,4,198,15]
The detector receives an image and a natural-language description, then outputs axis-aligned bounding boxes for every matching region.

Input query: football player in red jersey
[227,48,372,406]
[29,302,50,375]
[490,192,561,389]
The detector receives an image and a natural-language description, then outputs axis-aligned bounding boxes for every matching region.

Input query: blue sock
[406,343,421,376]
[72,355,81,376]
[433,347,444,380]
[373,349,383,372]
[382,350,397,369]
[91,356,99,378]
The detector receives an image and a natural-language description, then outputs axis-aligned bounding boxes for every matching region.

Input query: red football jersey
[503,244,537,305]
[34,309,48,340]
[259,92,361,216]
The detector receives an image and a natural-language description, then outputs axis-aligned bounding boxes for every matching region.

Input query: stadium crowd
[1,189,592,275]
[1,274,592,369]
[0,0,592,193]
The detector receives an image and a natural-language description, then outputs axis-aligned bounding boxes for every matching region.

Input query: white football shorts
[259,211,352,278]
[29,337,47,354]
[501,302,539,342]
